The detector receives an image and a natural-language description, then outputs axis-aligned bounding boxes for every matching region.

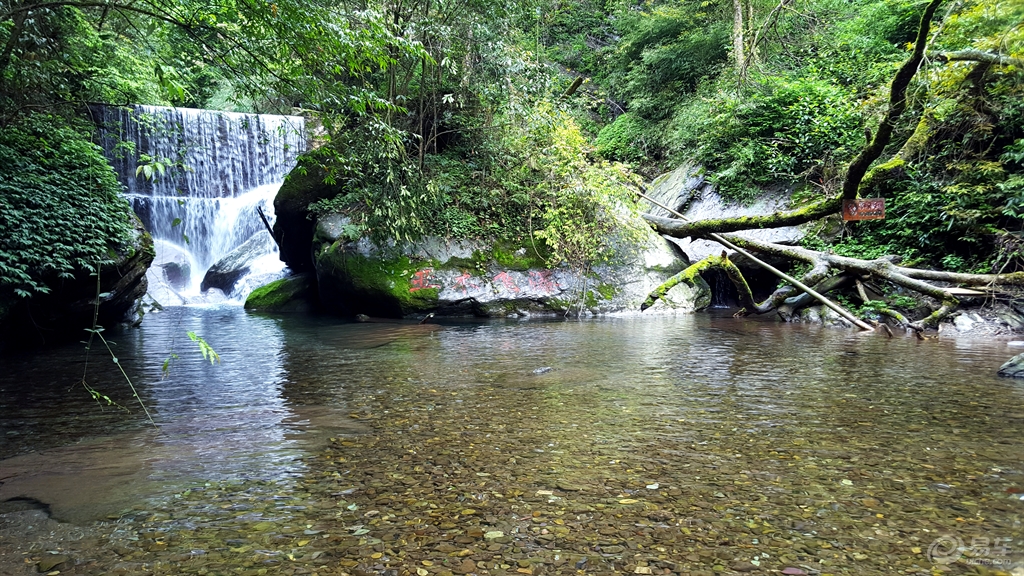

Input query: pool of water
[1,307,1021,575]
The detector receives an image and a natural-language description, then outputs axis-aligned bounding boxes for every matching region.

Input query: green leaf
[187,331,221,365]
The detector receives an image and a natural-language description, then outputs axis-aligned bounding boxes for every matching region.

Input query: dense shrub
[0,115,134,298]
[668,78,863,201]
[610,7,730,121]
[595,112,648,163]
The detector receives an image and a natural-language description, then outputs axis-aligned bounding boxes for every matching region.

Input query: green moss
[492,243,547,271]
[859,157,906,197]
[444,249,492,272]
[595,283,617,300]
[245,276,310,311]
[640,255,720,310]
[276,149,343,214]
[440,241,548,273]
[318,246,439,314]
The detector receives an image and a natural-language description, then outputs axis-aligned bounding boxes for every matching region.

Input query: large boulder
[244,275,313,312]
[643,163,807,262]
[272,152,342,273]
[201,232,277,295]
[0,215,154,350]
[312,213,705,318]
[643,163,813,302]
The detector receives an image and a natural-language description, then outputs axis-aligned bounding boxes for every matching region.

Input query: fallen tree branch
[776,273,854,320]
[640,253,737,311]
[636,1,1024,331]
[636,190,874,330]
[711,235,969,330]
[645,206,1024,330]
[929,50,1024,67]
[643,196,841,238]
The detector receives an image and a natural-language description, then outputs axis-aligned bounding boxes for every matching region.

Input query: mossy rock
[310,211,699,318]
[275,154,340,214]
[244,275,312,312]
[316,245,439,318]
[273,150,345,272]
[492,243,548,271]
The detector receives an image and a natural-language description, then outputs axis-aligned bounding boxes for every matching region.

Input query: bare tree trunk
[732,0,746,75]
[0,6,28,79]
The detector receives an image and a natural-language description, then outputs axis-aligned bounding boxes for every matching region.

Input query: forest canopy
[0,0,1022,290]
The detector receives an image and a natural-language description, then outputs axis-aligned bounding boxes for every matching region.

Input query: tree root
[640,252,754,312]
[641,231,1024,330]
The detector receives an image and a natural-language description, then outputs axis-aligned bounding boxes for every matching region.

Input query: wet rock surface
[202,232,278,295]
[997,352,1024,377]
[938,303,1024,337]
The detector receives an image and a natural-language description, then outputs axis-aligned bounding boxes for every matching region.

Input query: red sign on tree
[842,198,885,221]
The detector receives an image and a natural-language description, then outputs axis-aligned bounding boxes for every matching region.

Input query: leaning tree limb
[929,50,1024,67]
[637,0,1024,331]
[842,0,944,201]
[636,190,874,330]
[640,252,755,311]
[642,197,841,239]
[641,0,946,238]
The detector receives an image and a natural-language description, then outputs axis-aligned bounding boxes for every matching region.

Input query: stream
[1,308,1022,575]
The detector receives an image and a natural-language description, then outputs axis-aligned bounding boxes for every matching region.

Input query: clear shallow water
[0,308,1022,575]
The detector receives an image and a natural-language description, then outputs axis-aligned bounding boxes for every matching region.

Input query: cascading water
[94,105,305,304]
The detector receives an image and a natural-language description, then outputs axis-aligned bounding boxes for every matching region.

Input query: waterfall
[94,105,306,304]
[708,268,733,309]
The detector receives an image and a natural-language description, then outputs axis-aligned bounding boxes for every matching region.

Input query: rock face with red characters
[309,215,708,319]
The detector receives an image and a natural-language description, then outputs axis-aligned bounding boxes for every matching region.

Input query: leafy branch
[80,262,156,426]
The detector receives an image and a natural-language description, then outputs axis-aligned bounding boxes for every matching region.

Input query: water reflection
[137,307,302,482]
[1,308,342,522]
[2,309,1023,575]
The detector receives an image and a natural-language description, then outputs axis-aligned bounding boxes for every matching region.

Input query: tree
[0,0,415,119]
[640,0,1024,330]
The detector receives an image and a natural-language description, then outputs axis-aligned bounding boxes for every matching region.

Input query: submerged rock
[311,213,702,318]
[37,555,70,572]
[794,305,852,328]
[997,353,1024,377]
